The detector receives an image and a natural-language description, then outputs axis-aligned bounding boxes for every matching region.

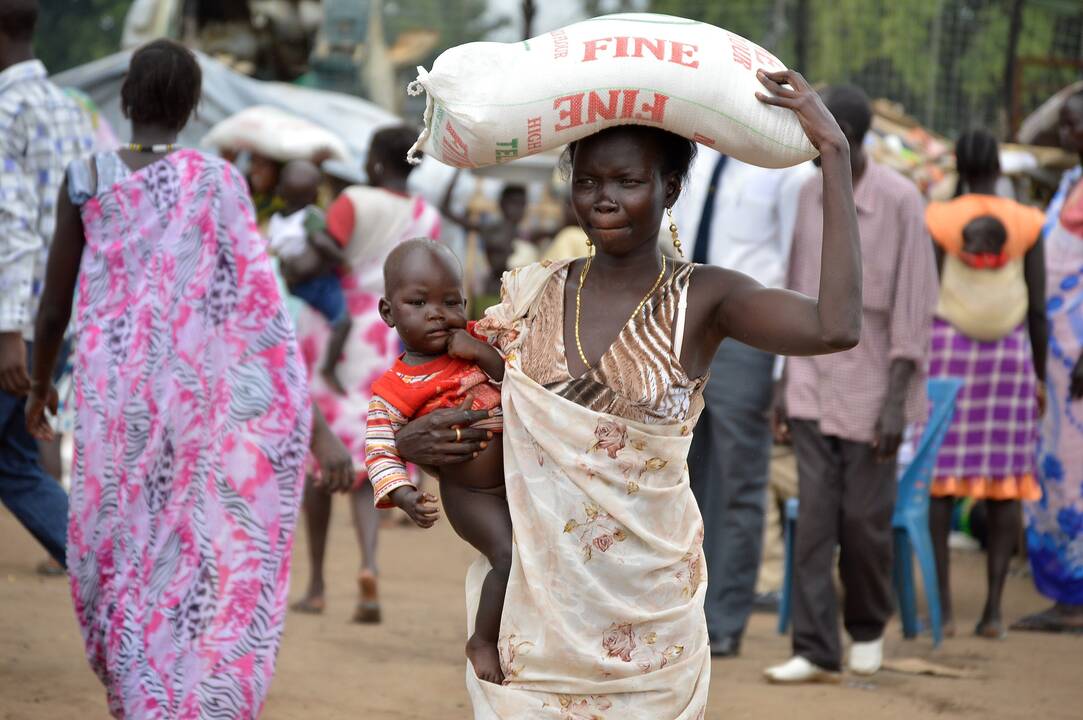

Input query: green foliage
[37,0,131,73]
[385,0,510,52]
[645,0,1083,135]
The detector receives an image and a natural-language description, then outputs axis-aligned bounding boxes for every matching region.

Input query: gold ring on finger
[455,427,462,442]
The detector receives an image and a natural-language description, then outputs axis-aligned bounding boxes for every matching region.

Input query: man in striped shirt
[0,0,93,566]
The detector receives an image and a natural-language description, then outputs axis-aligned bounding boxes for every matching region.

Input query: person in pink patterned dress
[25,40,353,719]
[290,125,442,622]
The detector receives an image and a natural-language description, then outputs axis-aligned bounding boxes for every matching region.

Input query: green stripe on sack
[433,86,809,152]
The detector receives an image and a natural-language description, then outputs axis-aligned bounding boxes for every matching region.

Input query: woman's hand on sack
[395,401,495,467]
[755,69,848,154]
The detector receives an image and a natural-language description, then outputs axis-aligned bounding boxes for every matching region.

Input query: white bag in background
[408,13,817,170]
[202,105,350,163]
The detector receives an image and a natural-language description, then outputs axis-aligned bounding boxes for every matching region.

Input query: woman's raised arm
[709,70,862,357]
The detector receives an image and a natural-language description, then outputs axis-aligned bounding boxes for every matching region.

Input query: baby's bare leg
[439,435,504,490]
[440,446,510,685]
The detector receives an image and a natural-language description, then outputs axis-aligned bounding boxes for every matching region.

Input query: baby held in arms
[365,239,510,684]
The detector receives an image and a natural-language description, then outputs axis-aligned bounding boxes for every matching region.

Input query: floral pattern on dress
[601,622,685,674]
[465,262,710,719]
[590,420,628,458]
[498,633,535,683]
[548,695,613,720]
[676,529,706,598]
[564,503,628,562]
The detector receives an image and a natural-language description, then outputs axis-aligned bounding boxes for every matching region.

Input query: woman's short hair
[560,125,698,185]
[369,125,422,176]
[121,39,202,132]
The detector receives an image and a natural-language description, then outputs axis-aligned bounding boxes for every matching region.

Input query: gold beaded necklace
[574,250,668,370]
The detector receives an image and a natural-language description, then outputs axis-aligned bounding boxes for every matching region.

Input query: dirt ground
[2,500,1080,720]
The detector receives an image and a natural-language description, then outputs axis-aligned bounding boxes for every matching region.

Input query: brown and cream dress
[469,260,710,720]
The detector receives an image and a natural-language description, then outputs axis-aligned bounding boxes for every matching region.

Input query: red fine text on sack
[551,29,569,59]
[553,89,668,133]
[580,36,699,68]
[725,31,782,71]
[441,121,471,166]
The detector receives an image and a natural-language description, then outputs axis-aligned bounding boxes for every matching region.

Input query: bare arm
[711,70,861,357]
[471,342,506,381]
[30,179,84,396]
[873,358,915,462]
[1023,239,1047,383]
[309,404,355,493]
[309,229,349,267]
[439,169,483,232]
[26,180,85,439]
[448,329,505,381]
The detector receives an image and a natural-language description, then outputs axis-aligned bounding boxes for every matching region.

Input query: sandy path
[1,500,1079,719]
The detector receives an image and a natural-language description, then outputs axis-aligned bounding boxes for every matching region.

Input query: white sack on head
[407,13,818,170]
[202,105,350,163]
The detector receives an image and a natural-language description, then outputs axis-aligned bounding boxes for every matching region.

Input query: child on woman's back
[268,159,353,394]
[936,215,1027,343]
[365,239,510,684]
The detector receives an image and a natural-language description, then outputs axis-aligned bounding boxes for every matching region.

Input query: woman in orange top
[925,130,1047,639]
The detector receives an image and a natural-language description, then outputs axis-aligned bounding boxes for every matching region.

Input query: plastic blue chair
[777,378,963,648]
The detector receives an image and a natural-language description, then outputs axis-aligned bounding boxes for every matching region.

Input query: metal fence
[645,0,1083,141]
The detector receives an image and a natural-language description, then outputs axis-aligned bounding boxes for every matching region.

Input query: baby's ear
[378,297,395,328]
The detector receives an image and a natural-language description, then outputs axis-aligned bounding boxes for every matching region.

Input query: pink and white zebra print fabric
[67,149,311,719]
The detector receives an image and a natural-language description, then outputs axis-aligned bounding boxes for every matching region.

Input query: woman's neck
[965,176,999,196]
[130,123,179,147]
[590,237,664,277]
[375,174,409,195]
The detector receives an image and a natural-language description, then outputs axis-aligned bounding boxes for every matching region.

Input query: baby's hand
[389,486,440,529]
[447,328,487,363]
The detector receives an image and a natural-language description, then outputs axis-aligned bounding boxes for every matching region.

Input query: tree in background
[37,0,130,73]
[647,0,1083,137]
[384,0,509,60]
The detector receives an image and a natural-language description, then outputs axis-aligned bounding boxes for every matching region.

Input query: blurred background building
[39,0,1083,141]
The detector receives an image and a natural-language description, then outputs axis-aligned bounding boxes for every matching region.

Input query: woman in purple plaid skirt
[924,130,1047,640]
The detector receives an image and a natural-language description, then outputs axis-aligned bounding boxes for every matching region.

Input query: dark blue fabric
[291,273,347,324]
[691,154,729,266]
[0,342,69,566]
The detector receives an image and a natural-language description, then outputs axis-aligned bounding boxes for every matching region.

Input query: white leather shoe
[763,656,841,684]
[848,637,884,676]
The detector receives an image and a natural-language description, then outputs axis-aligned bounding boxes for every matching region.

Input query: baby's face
[385,254,468,356]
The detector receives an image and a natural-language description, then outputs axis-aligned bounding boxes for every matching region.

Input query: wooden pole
[522,0,536,41]
[1004,0,1026,139]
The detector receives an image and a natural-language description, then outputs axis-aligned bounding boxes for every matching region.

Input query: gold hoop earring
[667,208,683,257]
